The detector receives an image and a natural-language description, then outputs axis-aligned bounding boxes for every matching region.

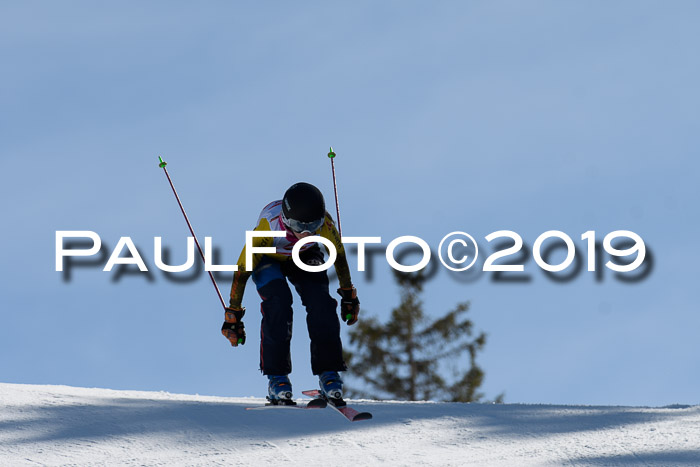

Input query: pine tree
[345,270,497,402]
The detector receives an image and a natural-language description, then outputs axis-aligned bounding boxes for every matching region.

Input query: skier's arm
[228,218,273,309]
[320,214,360,325]
[223,220,276,347]
[320,213,353,289]
[222,244,254,347]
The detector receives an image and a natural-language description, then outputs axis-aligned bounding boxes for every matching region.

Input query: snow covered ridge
[1,383,699,466]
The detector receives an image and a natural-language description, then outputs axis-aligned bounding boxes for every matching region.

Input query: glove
[221,306,246,347]
[337,287,360,325]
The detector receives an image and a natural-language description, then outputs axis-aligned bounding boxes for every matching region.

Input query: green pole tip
[328,147,336,158]
[158,156,167,168]
[345,314,352,321]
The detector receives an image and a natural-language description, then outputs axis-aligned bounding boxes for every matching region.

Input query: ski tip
[306,398,328,409]
[351,412,373,422]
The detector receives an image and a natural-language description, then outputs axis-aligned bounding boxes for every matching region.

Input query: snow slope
[1,383,698,466]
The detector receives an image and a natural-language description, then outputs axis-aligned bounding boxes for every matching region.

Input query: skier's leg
[287,247,347,375]
[252,258,294,376]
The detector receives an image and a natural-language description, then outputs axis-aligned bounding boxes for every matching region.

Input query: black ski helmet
[282,182,326,232]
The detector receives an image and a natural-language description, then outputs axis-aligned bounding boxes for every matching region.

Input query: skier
[221,182,360,404]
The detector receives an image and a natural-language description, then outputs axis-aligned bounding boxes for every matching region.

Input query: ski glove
[221,307,246,347]
[337,287,360,325]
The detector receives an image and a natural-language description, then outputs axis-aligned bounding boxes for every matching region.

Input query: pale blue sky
[1,1,698,405]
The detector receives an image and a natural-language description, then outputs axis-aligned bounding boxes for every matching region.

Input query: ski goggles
[281,214,324,234]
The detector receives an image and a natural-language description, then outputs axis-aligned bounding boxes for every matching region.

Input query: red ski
[301,390,373,422]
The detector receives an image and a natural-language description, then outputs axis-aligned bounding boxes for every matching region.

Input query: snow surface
[1,383,699,466]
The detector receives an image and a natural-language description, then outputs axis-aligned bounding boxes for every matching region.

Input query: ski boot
[319,371,345,406]
[267,375,295,406]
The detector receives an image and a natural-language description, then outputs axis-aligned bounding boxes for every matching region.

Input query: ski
[245,398,327,411]
[301,390,373,422]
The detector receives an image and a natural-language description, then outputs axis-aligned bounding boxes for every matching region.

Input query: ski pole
[327,147,354,323]
[158,156,227,310]
[328,147,343,237]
